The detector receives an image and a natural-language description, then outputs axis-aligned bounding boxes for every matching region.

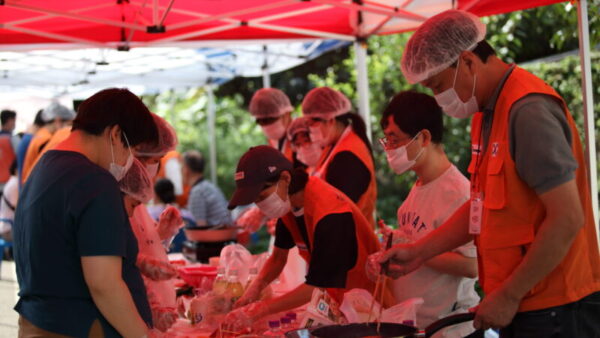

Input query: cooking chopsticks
[367,232,393,327]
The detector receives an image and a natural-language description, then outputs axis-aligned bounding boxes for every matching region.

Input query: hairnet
[301,87,351,120]
[249,88,293,118]
[287,116,311,142]
[41,101,76,122]
[134,113,178,157]
[401,10,486,84]
[119,158,153,204]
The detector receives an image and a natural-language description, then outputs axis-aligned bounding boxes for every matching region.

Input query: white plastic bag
[340,288,423,326]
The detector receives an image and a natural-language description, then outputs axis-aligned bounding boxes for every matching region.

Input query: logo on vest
[491,142,500,157]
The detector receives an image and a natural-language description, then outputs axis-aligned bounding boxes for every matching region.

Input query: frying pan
[285,312,478,338]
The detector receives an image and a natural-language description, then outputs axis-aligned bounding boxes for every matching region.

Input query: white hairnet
[401,10,486,84]
[301,87,351,120]
[41,101,76,122]
[119,158,153,204]
[134,113,178,157]
[286,116,311,142]
[249,88,293,118]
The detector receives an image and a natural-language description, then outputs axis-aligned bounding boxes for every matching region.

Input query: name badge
[469,192,483,235]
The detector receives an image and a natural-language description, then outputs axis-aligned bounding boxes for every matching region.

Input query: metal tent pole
[206,86,218,185]
[576,0,598,226]
[354,40,371,141]
[262,45,271,88]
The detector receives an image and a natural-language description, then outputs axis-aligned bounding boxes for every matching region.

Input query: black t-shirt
[274,212,358,288]
[13,150,152,337]
[325,151,371,203]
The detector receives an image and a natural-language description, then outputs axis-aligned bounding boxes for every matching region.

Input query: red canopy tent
[0,0,596,221]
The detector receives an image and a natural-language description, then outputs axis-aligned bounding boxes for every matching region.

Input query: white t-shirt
[0,175,18,234]
[164,158,183,196]
[393,165,479,337]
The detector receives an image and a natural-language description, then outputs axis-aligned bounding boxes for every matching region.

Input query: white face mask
[434,58,478,119]
[261,119,286,140]
[385,133,424,175]
[309,124,328,147]
[296,143,322,167]
[145,162,159,178]
[109,132,134,181]
[256,181,291,219]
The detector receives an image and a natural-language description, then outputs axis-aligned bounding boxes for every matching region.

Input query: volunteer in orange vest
[225,146,392,332]
[301,87,376,226]
[21,102,75,184]
[377,10,600,336]
[236,88,296,233]
[155,150,188,207]
[0,109,17,196]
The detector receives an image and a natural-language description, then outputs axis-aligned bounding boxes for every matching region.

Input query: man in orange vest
[224,145,392,332]
[376,10,600,336]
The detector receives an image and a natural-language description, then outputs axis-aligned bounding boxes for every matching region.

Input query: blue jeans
[500,291,600,338]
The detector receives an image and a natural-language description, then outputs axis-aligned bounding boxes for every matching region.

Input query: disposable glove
[157,206,184,241]
[224,302,269,333]
[235,207,266,233]
[152,306,178,332]
[137,254,178,281]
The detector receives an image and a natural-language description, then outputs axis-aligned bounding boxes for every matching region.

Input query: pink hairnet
[134,113,178,157]
[401,10,486,84]
[119,158,153,204]
[248,88,293,118]
[286,116,311,142]
[301,87,351,120]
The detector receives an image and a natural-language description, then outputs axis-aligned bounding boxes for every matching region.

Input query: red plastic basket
[178,265,217,288]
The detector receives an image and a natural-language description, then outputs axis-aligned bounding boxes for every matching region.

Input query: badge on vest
[491,142,500,157]
[469,192,484,235]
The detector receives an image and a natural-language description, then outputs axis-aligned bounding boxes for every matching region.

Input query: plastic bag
[340,288,423,326]
[219,244,253,284]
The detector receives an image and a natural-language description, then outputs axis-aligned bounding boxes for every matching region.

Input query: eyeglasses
[378,134,414,150]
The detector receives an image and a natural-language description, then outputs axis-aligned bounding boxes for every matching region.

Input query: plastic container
[212,267,228,295]
[226,269,245,302]
[178,265,217,288]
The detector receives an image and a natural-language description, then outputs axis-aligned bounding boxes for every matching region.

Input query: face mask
[434,58,478,119]
[309,124,328,147]
[385,133,424,175]
[109,132,134,181]
[261,119,286,140]
[296,143,322,167]
[256,181,291,219]
[145,163,159,178]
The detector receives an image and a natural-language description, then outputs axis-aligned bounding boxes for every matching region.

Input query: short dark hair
[33,109,46,127]
[183,150,205,174]
[472,40,496,63]
[1,110,16,126]
[71,88,158,147]
[154,178,176,204]
[380,91,444,144]
[10,160,17,176]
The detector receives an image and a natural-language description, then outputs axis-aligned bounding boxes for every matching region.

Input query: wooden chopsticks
[368,232,393,332]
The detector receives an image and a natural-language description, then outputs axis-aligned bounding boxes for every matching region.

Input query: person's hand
[236,207,266,233]
[365,251,384,282]
[473,287,521,330]
[157,206,184,241]
[137,255,178,281]
[224,302,269,333]
[377,243,424,279]
[152,306,178,332]
[233,281,263,309]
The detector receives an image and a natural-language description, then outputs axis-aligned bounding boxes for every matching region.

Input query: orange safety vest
[156,150,190,208]
[314,127,376,226]
[25,127,71,182]
[0,135,15,183]
[21,127,52,184]
[281,176,394,306]
[468,66,600,312]
[268,137,294,163]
